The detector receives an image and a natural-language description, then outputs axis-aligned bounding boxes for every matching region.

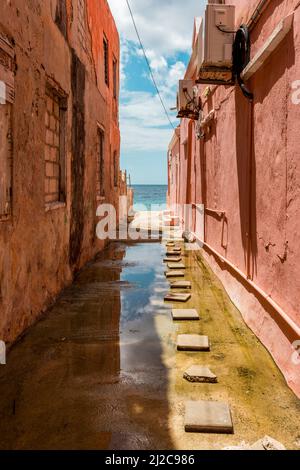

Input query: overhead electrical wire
[125,0,175,130]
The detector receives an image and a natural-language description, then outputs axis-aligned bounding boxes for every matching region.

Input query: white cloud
[119,57,185,152]
[108,0,206,57]
[120,90,175,151]
[121,121,174,152]
[107,0,206,155]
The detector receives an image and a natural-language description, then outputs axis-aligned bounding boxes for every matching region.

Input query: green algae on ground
[0,242,299,450]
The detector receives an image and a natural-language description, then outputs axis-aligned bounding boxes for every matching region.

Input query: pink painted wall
[168,0,300,397]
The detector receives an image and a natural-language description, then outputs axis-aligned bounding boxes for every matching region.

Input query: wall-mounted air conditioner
[197,3,235,85]
[185,18,204,79]
[177,80,200,120]
[195,21,204,77]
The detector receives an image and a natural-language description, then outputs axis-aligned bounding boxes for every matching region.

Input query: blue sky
[107,0,206,184]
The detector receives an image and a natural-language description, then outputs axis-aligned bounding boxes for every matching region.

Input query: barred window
[103,36,109,87]
[44,84,67,205]
[0,101,12,219]
[114,151,118,188]
[97,128,105,197]
[113,57,118,99]
[0,33,14,220]
[77,0,87,52]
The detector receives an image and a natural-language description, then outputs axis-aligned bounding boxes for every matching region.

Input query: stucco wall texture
[168,0,300,397]
[0,0,120,344]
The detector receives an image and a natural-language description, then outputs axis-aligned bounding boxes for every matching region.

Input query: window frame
[44,82,67,209]
[0,32,15,222]
[0,102,13,222]
[97,126,105,198]
[103,35,109,87]
[113,56,118,99]
[113,150,119,188]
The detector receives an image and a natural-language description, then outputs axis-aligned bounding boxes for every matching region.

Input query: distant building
[168,0,300,397]
[0,0,123,343]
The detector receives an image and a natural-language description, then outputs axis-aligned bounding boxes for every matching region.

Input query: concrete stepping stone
[185,401,234,434]
[173,247,182,253]
[163,257,182,263]
[166,242,175,247]
[168,263,186,270]
[165,271,185,278]
[172,309,199,320]
[165,293,191,302]
[177,334,210,351]
[183,366,218,383]
[166,251,181,257]
[170,281,191,289]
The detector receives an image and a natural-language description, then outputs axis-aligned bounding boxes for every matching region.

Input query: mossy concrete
[0,242,299,450]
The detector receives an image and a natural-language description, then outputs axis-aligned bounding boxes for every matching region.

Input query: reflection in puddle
[0,242,174,450]
[120,243,171,372]
[0,242,299,450]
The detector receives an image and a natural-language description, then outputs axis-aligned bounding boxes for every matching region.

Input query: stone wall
[0,0,121,344]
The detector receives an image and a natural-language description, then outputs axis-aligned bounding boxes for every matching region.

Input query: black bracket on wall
[233,25,254,101]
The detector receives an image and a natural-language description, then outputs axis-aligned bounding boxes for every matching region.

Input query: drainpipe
[247,0,272,32]
[246,101,254,280]
[194,236,300,339]
[244,1,271,274]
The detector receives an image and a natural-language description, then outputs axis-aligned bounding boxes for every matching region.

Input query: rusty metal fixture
[247,0,272,32]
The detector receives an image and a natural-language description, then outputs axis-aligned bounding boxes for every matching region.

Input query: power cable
[125,0,175,129]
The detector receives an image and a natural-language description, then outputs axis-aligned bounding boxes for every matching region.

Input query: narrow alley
[0,240,299,450]
[1,0,300,457]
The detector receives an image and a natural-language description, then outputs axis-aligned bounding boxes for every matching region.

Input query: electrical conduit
[192,234,300,339]
[247,0,272,31]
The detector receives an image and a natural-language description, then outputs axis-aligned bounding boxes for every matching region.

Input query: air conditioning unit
[195,21,204,76]
[177,80,200,119]
[186,17,203,79]
[197,3,235,85]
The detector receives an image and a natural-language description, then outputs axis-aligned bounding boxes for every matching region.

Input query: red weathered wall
[86,0,120,211]
[169,0,300,396]
[0,0,120,344]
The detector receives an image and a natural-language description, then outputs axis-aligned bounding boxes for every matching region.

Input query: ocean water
[132,185,168,211]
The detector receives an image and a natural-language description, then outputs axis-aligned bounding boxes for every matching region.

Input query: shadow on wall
[198,90,218,242]
[250,0,291,45]
[235,87,257,278]
[235,21,295,280]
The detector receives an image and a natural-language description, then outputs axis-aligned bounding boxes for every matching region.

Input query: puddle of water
[120,243,172,373]
[0,242,299,450]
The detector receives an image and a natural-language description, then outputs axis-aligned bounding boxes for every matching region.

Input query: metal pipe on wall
[247,0,272,32]
[194,235,300,339]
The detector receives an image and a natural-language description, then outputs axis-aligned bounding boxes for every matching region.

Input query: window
[97,128,105,197]
[113,57,118,99]
[44,84,67,205]
[0,32,14,220]
[77,0,87,52]
[55,0,67,39]
[113,151,119,188]
[0,102,12,219]
[103,36,109,86]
